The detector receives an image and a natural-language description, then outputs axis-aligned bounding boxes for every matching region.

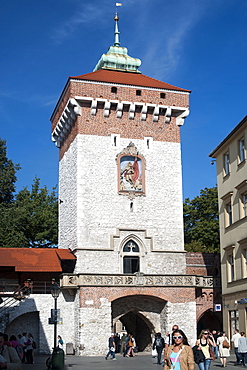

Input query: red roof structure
[0,248,76,272]
[70,69,191,92]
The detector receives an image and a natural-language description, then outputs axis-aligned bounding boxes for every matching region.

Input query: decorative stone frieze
[60,273,220,289]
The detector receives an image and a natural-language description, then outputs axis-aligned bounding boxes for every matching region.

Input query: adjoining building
[210,114,247,336]
[0,15,222,355]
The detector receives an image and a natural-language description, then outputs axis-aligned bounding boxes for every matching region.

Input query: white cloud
[139,1,212,80]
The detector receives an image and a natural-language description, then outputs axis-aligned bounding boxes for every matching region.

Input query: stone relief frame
[116,142,146,196]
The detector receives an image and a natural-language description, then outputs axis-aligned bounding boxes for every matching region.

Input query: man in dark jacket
[153,332,165,365]
[105,334,117,360]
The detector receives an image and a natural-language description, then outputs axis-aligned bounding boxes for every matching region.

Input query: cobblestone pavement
[22,351,242,370]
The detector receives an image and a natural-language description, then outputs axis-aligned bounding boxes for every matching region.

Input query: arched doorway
[112,294,168,351]
[119,310,152,351]
[197,309,222,336]
[5,311,40,351]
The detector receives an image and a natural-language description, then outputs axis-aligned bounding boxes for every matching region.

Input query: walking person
[120,333,127,354]
[164,329,194,370]
[126,334,136,357]
[57,335,63,349]
[25,333,33,364]
[212,330,219,359]
[231,329,241,365]
[153,332,165,365]
[195,329,216,370]
[217,331,230,367]
[238,332,247,366]
[105,334,117,360]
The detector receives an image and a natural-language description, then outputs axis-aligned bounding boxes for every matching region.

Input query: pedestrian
[57,335,63,349]
[126,334,136,357]
[19,333,27,363]
[217,331,230,367]
[231,329,241,365]
[0,332,22,370]
[195,329,216,370]
[164,325,179,355]
[105,334,117,360]
[123,334,130,357]
[153,332,165,365]
[238,332,247,366]
[114,333,120,353]
[212,330,219,359]
[120,333,127,354]
[164,329,194,370]
[25,334,34,364]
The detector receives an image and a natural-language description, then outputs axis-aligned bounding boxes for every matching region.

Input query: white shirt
[231,333,241,347]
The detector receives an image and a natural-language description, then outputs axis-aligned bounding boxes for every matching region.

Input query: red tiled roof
[0,248,76,272]
[70,69,191,92]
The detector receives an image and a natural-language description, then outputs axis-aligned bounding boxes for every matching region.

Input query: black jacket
[192,345,205,364]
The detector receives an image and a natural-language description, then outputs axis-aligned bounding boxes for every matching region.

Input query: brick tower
[50,15,196,355]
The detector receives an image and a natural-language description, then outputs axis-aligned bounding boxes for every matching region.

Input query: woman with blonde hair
[195,329,216,370]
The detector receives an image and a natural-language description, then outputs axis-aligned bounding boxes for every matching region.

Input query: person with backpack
[153,332,165,365]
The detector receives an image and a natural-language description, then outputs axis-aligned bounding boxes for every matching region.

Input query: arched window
[123,240,140,274]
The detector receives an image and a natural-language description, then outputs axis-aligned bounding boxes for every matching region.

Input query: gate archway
[112,294,167,351]
[197,309,222,336]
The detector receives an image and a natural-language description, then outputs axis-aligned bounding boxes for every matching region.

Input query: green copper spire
[93,13,142,73]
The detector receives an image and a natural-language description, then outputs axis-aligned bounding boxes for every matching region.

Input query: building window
[239,238,247,279]
[228,253,235,281]
[229,310,239,338]
[236,180,247,219]
[242,193,247,218]
[222,191,233,228]
[223,152,230,176]
[145,137,153,150]
[136,90,142,96]
[160,93,166,99]
[123,256,139,273]
[111,87,117,93]
[242,248,247,278]
[122,240,140,274]
[111,133,120,147]
[226,203,233,226]
[238,137,245,163]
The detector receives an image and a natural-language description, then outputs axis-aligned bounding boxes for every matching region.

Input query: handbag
[222,340,230,348]
[209,345,215,360]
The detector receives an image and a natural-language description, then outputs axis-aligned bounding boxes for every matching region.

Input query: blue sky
[1,0,247,200]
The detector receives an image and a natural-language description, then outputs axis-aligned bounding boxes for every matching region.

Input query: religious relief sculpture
[116,142,145,195]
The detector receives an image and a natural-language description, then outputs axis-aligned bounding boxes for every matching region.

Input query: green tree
[0,138,20,204]
[0,138,58,248]
[13,177,58,247]
[183,186,220,252]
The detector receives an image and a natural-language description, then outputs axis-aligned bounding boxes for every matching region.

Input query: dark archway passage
[119,310,152,351]
[112,294,167,351]
[197,309,222,336]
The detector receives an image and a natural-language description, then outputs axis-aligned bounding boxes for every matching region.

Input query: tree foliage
[183,187,220,252]
[0,138,58,248]
[0,139,20,204]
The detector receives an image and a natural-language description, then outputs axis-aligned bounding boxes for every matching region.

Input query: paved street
[22,351,242,370]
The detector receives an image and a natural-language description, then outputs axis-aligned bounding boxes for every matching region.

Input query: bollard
[51,347,64,370]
